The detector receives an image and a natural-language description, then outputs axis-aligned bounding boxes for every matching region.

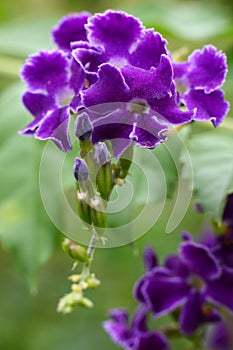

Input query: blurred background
[0,0,232,349]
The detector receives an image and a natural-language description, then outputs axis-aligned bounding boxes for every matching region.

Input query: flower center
[188,275,206,291]
[128,99,149,115]
[56,87,74,107]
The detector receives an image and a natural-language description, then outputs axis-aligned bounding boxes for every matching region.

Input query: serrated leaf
[187,129,233,223]
[0,84,59,285]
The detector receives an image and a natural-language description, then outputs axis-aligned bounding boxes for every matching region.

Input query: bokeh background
[0,0,233,349]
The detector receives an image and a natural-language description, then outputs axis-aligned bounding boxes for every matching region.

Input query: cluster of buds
[57,239,100,314]
[73,112,131,231]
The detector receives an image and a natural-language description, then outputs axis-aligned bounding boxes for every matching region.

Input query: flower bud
[90,197,107,231]
[95,142,110,166]
[73,158,89,183]
[74,112,93,141]
[62,238,89,263]
[77,191,92,225]
[95,142,112,200]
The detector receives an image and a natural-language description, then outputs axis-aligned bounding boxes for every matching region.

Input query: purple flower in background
[173,45,229,126]
[205,318,233,350]
[198,194,233,268]
[103,307,170,350]
[134,241,230,335]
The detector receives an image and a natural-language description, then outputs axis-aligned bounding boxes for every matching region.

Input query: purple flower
[134,241,227,335]
[20,50,85,151]
[198,194,233,268]
[173,45,229,126]
[103,307,170,350]
[205,319,233,350]
[71,10,194,156]
[20,11,229,155]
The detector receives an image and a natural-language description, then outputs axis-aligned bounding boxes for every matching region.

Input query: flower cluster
[104,194,233,349]
[20,10,229,157]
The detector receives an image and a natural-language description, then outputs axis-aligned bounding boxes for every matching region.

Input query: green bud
[78,297,94,309]
[90,197,107,232]
[87,274,101,289]
[96,162,113,201]
[95,142,112,200]
[76,191,92,225]
[62,239,89,263]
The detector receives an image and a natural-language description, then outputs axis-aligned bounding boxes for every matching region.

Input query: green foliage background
[0,0,233,349]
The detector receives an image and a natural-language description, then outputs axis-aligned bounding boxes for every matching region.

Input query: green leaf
[123,1,231,41]
[0,84,60,285]
[0,16,58,57]
[187,129,233,223]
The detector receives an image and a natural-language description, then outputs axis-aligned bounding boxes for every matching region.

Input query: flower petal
[180,241,221,281]
[20,92,56,135]
[187,45,227,93]
[20,51,70,94]
[82,63,130,107]
[121,54,173,100]
[207,268,233,312]
[86,10,143,57]
[141,272,189,316]
[182,89,229,127]
[52,12,90,51]
[143,246,158,272]
[129,29,167,70]
[180,291,221,335]
[134,331,170,350]
[36,107,72,152]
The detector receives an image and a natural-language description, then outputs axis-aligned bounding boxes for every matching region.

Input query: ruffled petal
[182,89,230,127]
[52,12,90,51]
[72,42,106,73]
[81,63,130,107]
[20,50,70,94]
[20,92,56,135]
[86,10,143,57]
[187,45,227,93]
[129,29,167,70]
[36,107,72,152]
[150,84,194,125]
[121,55,173,100]
[69,58,85,93]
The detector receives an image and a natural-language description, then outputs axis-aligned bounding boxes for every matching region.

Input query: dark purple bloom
[103,307,170,350]
[173,45,229,127]
[134,241,225,335]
